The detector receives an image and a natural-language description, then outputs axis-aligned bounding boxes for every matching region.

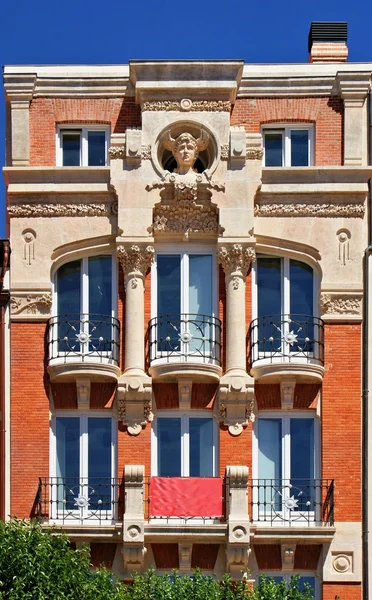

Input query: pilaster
[337,71,371,166]
[4,73,36,166]
[123,465,146,575]
[226,466,250,578]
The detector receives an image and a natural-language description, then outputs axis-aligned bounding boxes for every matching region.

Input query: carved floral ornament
[8,202,117,218]
[255,202,365,218]
[142,99,231,112]
[217,244,256,278]
[320,293,362,316]
[10,293,52,317]
[117,245,155,277]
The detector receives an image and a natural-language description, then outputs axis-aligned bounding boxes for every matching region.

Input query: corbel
[280,379,296,410]
[76,377,91,409]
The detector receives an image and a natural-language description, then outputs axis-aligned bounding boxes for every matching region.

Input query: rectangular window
[57,126,109,166]
[254,414,318,522]
[263,126,313,167]
[258,574,316,599]
[153,414,216,477]
[52,414,115,519]
[153,251,216,359]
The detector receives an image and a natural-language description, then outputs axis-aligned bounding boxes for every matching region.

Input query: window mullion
[182,416,190,477]
[284,129,289,166]
[81,129,87,166]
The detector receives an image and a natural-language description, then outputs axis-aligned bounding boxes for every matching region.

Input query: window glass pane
[189,255,212,316]
[88,256,112,351]
[257,258,281,352]
[264,132,283,166]
[189,255,213,354]
[56,417,80,480]
[62,133,81,166]
[290,260,313,351]
[56,417,80,509]
[88,131,106,166]
[88,418,112,479]
[157,256,181,351]
[290,419,314,481]
[291,130,309,166]
[189,418,213,476]
[297,576,315,596]
[258,419,282,480]
[157,418,181,476]
[57,261,81,351]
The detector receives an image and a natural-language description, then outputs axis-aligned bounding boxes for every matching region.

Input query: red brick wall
[11,322,50,517]
[219,424,252,477]
[322,323,361,521]
[29,97,141,166]
[323,583,361,600]
[231,97,343,165]
[118,423,151,480]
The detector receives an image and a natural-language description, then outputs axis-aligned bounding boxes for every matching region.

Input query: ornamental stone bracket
[280,379,296,410]
[117,376,153,436]
[281,543,296,572]
[226,466,250,578]
[320,290,362,322]
[123,465,146,575]
[10,290,52,321]
[219,376,255,436]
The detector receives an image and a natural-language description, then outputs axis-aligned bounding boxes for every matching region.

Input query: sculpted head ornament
[163,130,209,175]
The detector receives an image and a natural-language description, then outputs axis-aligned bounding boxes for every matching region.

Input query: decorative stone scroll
[217,244,256,280]
[8,201,116,218]
[142,99,231,112]
[320,292,362,317]
[219,377,255,435]
[117,378,153,436]
[255,202,365,218]
[10,292,52,319]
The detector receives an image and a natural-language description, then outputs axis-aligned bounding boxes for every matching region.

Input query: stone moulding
[108,145,125,160]
[246,148,264,160]
[10,292,52,319]
[142,99,231,112]
[320,292,362,317]
[255,202,365,218]
[8,201,117,218]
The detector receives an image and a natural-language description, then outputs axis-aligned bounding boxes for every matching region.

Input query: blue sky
[1,0,372,237]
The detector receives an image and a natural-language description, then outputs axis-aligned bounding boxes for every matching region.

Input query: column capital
[117,244,155,277]
[3,73,36,103]
[336,71,371,103]
[217,243,256,278]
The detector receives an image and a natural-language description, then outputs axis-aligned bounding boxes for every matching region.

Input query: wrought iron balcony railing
[250,478,334,525]
[148,313,222,366]
[37,477,124,523]
[249,314,324,366]
[47,314,120,365]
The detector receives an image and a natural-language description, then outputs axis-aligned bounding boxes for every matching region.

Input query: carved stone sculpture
[162,130,209,177]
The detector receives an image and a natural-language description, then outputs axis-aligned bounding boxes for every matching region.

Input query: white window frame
[257,572,319,599]
[262,124,314,167]
[151,410,218,477]
[50,412,117,524]
[51,253,117,362]
[252,411,320,525]
[252,255,318,319]
[56,125,110,166]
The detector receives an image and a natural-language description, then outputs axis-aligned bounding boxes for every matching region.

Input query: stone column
[117,244,154,435]
[217,244,255,375]
[3,73,36,166]
[217,244,255,435]
[337,72,371,166]
[117,244,154,376]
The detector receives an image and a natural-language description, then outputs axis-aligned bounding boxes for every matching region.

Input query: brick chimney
[308,22,348,63]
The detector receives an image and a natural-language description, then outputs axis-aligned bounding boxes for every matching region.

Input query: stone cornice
[336,71,372,100]
[130,60,244,105]
[4,166,112,196]
[3,73,36,102]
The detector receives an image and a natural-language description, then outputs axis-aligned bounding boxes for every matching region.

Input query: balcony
[147,314,222,382]
[249,314,324,383]
[37,477,124,525]
[250,478,334,526]
[47,314,120,382]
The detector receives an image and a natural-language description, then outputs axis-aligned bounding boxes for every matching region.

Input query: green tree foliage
[0,520,316,600]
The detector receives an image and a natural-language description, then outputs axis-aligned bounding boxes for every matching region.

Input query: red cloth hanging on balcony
[150,477,223,518]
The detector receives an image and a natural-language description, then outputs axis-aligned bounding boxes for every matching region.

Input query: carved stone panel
[10,290,52,321]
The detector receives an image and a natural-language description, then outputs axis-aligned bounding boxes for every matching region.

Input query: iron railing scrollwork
[148,313,222,366]
[47,314,120,365]
[249,314,324,366]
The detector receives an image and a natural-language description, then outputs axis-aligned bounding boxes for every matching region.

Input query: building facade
[3,22,372,600]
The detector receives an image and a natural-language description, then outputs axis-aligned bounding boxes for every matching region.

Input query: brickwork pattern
[323,582,361,600]
[29,97,141,165]
[322,323,361,522]
[11,323,50,517]
[231,97,343,165]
